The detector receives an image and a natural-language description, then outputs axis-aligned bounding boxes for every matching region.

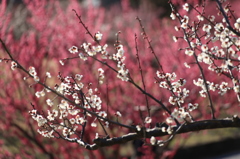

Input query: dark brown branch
[85,116,240,150]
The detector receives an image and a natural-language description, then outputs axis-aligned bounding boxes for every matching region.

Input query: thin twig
[134,33,151,118]
[136,17,163,72]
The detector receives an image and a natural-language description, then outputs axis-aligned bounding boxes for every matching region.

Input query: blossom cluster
[113,44,129,81]
[171,1,240,103]
[28,66,40,82]
[67,33,108,62]
[193,78,233,96]
[24,30,130,142]
[29,109,54,138]
[28,71,111,140]
[21,66,42,84]
[67,32,129,81]
[155,70,197,125]
[156,71,188,106]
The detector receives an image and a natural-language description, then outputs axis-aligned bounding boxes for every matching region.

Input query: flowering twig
[0,38,135,131]
[170,2,216,119]
[72,10,172,117]
[215,0,240,36]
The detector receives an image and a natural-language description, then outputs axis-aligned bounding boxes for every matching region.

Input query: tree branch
[85,116,240,150]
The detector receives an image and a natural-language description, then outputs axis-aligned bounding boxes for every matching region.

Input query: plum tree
[1,0,240,158]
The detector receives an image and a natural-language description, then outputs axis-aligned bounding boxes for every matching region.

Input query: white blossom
[69,46,78,54]
[203,24,212,32]
[150,136,156,145]
[170,12,176,20]
[183,3,189,12]
[145,117,152,124]
[185,49,194,56]
[95,31,103,41]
